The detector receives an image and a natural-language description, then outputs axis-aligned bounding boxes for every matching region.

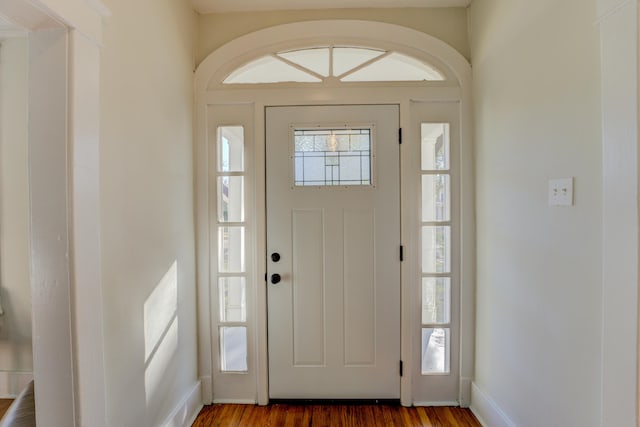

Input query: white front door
[266,105,401,399]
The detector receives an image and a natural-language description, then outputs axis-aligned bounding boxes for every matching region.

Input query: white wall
[99,0,199,425]
[0,37,33,394]
[196,7,470,65]
[469,0,604,426]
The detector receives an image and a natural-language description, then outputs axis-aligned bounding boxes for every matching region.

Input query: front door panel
[266,105,400,398]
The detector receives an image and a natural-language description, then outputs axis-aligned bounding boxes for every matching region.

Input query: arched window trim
[200,32,464,91]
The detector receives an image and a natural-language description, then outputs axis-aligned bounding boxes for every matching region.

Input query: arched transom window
[223,46,446,84]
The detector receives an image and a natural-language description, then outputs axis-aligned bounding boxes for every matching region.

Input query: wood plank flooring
[192,404,482,426]
[0,399,13,418]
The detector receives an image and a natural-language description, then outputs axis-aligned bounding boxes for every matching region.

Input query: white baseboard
[470,382,516,427]
[0,371,33,398]
[213,398,257,404]
[413,401,459,407]
[162,381,203,427]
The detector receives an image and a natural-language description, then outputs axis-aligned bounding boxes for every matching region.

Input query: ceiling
[192,0,471,14]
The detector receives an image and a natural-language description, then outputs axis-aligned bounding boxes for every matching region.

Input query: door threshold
[269,399,401,406]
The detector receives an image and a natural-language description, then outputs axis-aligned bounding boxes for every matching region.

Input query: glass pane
[341,52,445,82]
[220,326,248,372]
[421,123,450,170]
[422,328,450,374]
[422,175,450,222]
[293,128,372,186]
[223,55,321,84]
[422,226,451,273]
[278,48,330,77]
[217,176,244,222]
[219,277,246,322]
[218,226,245,272]
[422,278,451,324]
[332,47,385,77]
[217,126,244,172]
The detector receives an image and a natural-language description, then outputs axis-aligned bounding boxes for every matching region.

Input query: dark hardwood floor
[192,404,482,426]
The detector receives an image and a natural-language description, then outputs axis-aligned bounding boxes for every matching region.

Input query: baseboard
[161,381,203,427]
[0,371,33,398]
[413,401,459,407]
[470,382,516,427]
[213,398,257,404]
[270,399,400,406]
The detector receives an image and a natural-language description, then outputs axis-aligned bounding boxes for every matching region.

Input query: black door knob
[271,273,281,284]
[271,252,281,262]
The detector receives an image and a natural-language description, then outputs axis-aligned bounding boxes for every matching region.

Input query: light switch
[548,178,574,206]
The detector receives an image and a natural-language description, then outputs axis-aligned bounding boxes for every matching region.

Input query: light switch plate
[548,178,574,206]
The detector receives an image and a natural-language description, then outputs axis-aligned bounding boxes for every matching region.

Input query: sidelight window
[216,126,248,373]
[420,123,452,375]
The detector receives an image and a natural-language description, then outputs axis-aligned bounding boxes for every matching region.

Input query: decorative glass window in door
[293,127,372,186]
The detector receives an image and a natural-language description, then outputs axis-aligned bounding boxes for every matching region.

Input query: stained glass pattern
[293,128,372,186]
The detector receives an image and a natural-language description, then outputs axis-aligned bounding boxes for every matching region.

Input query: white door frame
[194,20,474,407]
[0,0,108,425]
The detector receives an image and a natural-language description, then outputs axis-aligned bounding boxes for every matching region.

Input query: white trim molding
[598,1,639,426]
[0,1,110,426]
[161,381,203,427]
[0,0,107,44]
[195,20,471,92]
[470,383,516,427]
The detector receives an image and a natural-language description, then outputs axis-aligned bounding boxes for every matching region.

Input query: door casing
[194,20,475,407]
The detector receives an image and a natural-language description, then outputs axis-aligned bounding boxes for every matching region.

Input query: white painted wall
[0,37,33,396]
[469,0,604,426]
[196,7,470,65]
[70,28,108,426]
[99,0,199,425]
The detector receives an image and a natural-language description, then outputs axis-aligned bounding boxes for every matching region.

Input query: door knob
[271,252,281,262]
[271,273,281,284]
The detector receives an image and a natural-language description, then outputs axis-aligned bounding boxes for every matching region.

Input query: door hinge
[399,128,403,145]
[400,245,404,262]
[265,273,268,282]
[400,360,404,377]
